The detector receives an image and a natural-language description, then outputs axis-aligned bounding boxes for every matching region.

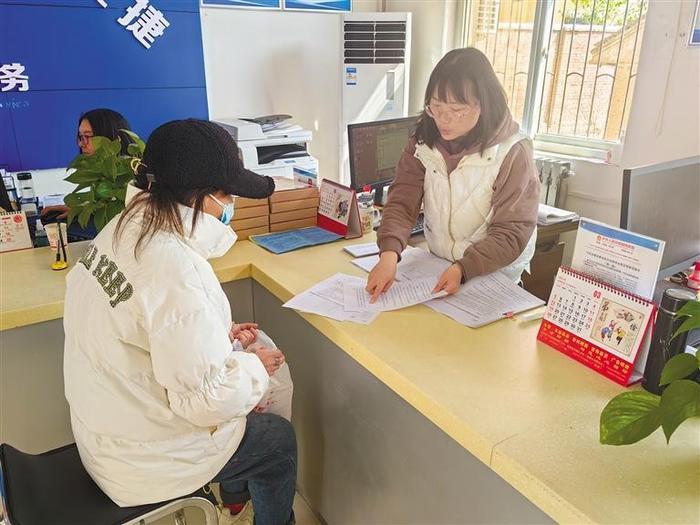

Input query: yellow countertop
[1,237,698,524]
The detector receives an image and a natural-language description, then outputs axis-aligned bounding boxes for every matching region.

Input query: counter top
[1,237,698,524]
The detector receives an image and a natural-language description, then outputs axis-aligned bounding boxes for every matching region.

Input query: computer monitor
[348,116,418,202]
[620,156,700,279]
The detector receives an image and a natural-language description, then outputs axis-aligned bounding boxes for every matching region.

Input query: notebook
[251,179,360,254]
[537,266,657,386]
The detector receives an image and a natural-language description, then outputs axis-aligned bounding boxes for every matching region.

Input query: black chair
[0,443,219,525]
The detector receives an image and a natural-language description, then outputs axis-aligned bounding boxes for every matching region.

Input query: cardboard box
[269,207,317,224]
[269,178,319,203]
[235,225,269,240]
[232,204,269,220]
[269,217,317,232]
[231,215,269,231]
[235,196,268,209]
[269,196,319,214]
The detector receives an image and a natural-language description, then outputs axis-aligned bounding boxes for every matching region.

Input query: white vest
[415,131,536,282]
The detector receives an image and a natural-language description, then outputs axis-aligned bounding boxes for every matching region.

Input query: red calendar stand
[317,179,361,239]
[537,267,657,386]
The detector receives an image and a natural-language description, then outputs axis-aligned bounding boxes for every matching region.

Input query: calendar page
[317,179,361,239]
[537,267,656,386]
[318,180,353,227]
[0,211,33,253]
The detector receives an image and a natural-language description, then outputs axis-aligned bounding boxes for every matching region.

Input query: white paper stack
[348,246,545,328]
[537,203,579,225]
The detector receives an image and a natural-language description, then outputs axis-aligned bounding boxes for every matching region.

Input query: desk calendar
[0,211,32,253]
[537,267,657,386]
[317,179,361,239]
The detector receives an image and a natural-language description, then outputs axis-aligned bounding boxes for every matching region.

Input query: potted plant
[63,130,145,232]
[600,299,700,445]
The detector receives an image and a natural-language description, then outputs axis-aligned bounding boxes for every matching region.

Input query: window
[465,0,647,155]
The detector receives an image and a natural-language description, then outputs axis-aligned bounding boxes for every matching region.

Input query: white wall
[621,0,700,167]
[385,0,462,114]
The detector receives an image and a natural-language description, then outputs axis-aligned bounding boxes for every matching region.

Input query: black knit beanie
[140,119,275,199]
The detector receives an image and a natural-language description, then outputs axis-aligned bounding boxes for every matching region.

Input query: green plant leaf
[94,206,108,231]
[102,157,117,181]
[78,205,93,229]
[107,199,124,217]
[673,300,700,339]
[599,391,662,445]
[659,380,700,442]
[64,170,102,184]
[89,136,110,153]
[67,206,79,226]
[68,155,95,170]
[121,129,146,152]
[660,353,700,386]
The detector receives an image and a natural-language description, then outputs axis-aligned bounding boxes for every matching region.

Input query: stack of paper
[349,247,544,328]
[283,272,446,324]
[283,274,379,325]
[537,203,579,225]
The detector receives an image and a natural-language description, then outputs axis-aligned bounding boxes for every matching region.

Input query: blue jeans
[213,412,297,525]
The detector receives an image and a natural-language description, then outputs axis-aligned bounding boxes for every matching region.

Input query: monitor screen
[621,156,700,278]
[348,116,417,192]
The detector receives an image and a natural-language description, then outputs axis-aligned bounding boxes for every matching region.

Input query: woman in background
[41,108,133,240]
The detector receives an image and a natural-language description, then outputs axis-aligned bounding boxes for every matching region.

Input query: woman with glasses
[366,47,539,300]
[41,108,134,239]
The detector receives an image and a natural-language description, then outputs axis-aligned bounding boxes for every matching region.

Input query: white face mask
[209,194,235,226]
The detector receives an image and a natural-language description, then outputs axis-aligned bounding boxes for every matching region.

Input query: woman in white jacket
[63,119,296,525]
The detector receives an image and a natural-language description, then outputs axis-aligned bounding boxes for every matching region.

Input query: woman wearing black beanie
[63,119,296,525]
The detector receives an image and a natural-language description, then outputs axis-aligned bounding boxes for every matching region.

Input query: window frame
[463,0,642,159]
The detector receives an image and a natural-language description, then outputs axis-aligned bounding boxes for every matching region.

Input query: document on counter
[283,273,379,325]
[343,242,380,258]
[350,246,451,281]
[343,277,447,312]
[427,272,545,328]
[571,218,665,299]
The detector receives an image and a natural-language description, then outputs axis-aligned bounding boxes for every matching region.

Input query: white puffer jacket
[63,204,269,506]
[415,131,536,282]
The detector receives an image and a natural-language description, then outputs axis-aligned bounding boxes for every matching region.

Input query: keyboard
[373,211,424,236]
[410,213,424,236]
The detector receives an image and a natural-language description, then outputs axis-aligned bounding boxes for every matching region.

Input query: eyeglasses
[76,133,94,144]
[425,104,472,123]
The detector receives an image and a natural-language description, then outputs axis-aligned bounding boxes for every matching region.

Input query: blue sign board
[0,1,208,171]
[284,0,351,11]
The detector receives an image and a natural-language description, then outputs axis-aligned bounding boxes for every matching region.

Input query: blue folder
[249,226,343,254]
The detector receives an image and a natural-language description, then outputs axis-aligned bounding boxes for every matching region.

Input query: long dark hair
[415,48,509,155]
[115,167,217,257]
[78,108,133,155]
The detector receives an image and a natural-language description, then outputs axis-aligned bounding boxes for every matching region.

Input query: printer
[213,118,319,181]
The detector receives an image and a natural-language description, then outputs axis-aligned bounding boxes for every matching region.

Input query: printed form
[344,277,447,312]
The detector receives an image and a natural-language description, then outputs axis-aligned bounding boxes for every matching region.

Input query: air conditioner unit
[339,12,412,185]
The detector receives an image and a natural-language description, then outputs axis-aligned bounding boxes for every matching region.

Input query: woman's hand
[229,322,258,348]
[40,205,69,220]
[366,251,398,303]
[433,263,463,295]
[252,346,286,376]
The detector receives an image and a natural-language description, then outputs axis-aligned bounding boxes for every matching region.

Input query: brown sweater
[377,115,539,281]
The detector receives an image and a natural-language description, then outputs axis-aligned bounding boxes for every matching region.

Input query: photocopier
[212,117,318,181]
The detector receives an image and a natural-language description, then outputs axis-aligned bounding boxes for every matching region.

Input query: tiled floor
[151,493,320,525]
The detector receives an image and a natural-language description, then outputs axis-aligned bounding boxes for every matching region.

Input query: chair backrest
[0,443,219,525]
